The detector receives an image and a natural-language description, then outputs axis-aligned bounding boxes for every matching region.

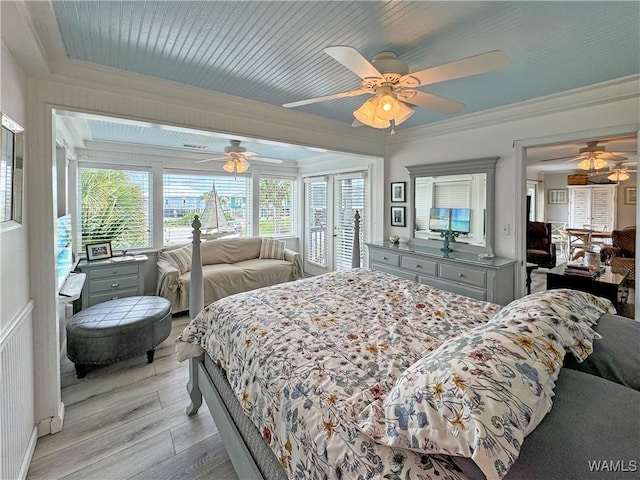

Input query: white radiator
[0,302,36,480]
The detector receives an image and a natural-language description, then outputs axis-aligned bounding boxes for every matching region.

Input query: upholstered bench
[66,296,172,378]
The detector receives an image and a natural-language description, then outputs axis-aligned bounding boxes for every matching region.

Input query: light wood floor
[27,315,239,480]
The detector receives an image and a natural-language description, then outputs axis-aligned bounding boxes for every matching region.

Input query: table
[546,264,629,308]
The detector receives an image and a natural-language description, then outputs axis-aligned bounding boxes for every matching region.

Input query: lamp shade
[577,155,608,171]
[375,94,401,121]
[608,171,630,182]
[353,97,390,129]
[222,158,250,174]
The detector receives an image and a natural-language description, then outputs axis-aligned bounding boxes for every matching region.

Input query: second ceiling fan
[283,46,510,133]
[195,140,283,174]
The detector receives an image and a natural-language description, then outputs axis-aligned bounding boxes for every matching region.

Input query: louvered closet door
[590,188,614,230]
[568,188,591,227]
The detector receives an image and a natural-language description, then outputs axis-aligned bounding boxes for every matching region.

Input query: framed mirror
[407,157,497,254]
[1,113,25,230]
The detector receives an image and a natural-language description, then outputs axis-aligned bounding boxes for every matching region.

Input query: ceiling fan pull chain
[390,119,396,135]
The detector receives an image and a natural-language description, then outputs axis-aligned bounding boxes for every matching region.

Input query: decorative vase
[585,251,601,272]
[389,235,400,245]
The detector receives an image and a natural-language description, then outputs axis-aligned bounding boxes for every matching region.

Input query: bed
[176,219,640,480]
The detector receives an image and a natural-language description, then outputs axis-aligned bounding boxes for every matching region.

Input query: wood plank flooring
[27,315,239,480]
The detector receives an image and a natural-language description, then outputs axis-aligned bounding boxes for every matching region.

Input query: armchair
[527,221,557,268]
[601,227,635,285]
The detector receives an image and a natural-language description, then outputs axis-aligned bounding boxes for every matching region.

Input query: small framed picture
[625,187,636,205]
[390,182,406,203]
[547,189,567,204]
[86,241,113,261]
[391,206,406,227]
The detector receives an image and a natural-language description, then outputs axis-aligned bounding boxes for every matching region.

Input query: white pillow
[259,238,285,260]
[161,244,192,274]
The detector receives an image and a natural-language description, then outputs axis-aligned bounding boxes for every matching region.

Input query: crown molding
[389,75,640,145]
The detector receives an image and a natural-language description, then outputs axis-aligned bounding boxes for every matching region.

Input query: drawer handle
[416,264,422,268]
[383,256,388,260]
[112,270,119,274]
[457,273,464,277]
[111,282,120,287]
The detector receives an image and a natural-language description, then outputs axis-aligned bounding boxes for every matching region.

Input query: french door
[303,172,368,275]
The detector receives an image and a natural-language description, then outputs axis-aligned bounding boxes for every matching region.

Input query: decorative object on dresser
[76,254,148,309]
[85,241,113,261]
[66,296,171,378]
[390,181,406,202]
[367,241,516,305]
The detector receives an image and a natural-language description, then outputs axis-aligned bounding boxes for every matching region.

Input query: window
[78,167,152,250]
[258,177,296,237]
[163,173,251,245]
[335,173,367,270]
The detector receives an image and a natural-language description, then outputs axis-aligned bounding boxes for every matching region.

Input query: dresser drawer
[88,288,139,306]
[373,263,417,281]
[401,256,437,275]
[89,275,139,294]
[88,264,139,279]
[421,277,487,301]
[439,264,486,288]
[371,250,400,267]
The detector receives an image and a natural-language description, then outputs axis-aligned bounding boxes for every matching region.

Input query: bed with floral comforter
[176,268,619,480]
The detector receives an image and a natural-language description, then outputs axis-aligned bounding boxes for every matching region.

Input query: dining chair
[565,228,592,260]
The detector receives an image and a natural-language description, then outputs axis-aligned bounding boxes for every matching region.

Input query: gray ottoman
[67,296,172,378]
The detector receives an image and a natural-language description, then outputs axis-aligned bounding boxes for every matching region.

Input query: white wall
[0,42,37,480]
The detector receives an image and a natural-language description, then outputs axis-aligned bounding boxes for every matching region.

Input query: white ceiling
[16,1,640,168]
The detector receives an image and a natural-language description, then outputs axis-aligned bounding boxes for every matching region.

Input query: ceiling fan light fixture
[375,93,400,121]
[608,171,630,182]
[577,155,608,171]
[394,102,415,126]
[222,157,250,174]
[353,97,390,129]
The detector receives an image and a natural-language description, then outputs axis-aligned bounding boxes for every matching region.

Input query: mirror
[407,157,497,254]
[1,113,25,230]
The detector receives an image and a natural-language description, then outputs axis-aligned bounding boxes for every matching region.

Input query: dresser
[367,242,517,305]
[77,255,148,309]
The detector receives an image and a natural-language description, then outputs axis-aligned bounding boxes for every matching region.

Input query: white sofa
[157,237,303,313]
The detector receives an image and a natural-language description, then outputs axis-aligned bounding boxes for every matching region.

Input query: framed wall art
[625,187,636,205]
[547,189,567,204]
[391,206,406,227]
[391,182,406,202]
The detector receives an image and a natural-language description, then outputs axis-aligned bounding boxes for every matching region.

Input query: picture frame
[625,187,636,205]
[390,182,406,203]
[86,241,113,261]
[547,188,567,204]
[390,206,406,227]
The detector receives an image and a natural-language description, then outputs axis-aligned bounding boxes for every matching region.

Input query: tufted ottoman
[66,296,172,378]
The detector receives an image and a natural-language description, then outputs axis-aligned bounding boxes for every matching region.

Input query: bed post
[189,215,204,320]
[352,210,361,268]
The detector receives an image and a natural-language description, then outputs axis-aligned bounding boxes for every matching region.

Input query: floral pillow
[489,289,615,361]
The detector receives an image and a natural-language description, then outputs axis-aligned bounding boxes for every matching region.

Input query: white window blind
[434,180,470,208]
[335,173,367,271]
[163,173,250,245]
[258,177,296,237]
[304,177,328,267]
[78,166,152,250]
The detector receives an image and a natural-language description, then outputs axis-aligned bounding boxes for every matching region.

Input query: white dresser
[77,255,148,308]
[367,242,517,305]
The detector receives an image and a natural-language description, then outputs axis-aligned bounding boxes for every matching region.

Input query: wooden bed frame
[184,213,361,479]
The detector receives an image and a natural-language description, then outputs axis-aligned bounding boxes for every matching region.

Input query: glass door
[334,173,367,270]
[303,177,331,276]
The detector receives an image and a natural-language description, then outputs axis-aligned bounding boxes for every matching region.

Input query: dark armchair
[601,227,635,285]
[527,221,557,268]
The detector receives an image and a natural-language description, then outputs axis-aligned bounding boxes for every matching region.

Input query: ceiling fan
[194,139,283,174]
[539,140,637,171]
[283,46,510,133]
[590,165,637,182]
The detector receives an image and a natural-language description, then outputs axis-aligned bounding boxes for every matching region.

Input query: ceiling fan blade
[324,46,382,80]
[283,89,370,108]
[401,90,464,115]
[539,155,585,163]
[403,50,510,87]
[252,158,283,164]
[194,156,226,164]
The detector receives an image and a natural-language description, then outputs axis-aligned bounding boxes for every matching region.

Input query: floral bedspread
[176,269,501,479]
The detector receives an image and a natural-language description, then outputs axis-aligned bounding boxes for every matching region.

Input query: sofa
[526,221,556,268]
[157,237,303,312]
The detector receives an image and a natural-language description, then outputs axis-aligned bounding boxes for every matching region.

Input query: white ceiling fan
[194,139,283,174]
[590,165,637,183]
[539,140,637,170]
[283,46,510,133]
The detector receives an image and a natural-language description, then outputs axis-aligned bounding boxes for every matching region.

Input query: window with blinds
[163,173,250,245]
[304,177,328,267]
[335,173,367,271]
[434,180,470,208]
[258,177,296,237]
[78,166,151,250]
